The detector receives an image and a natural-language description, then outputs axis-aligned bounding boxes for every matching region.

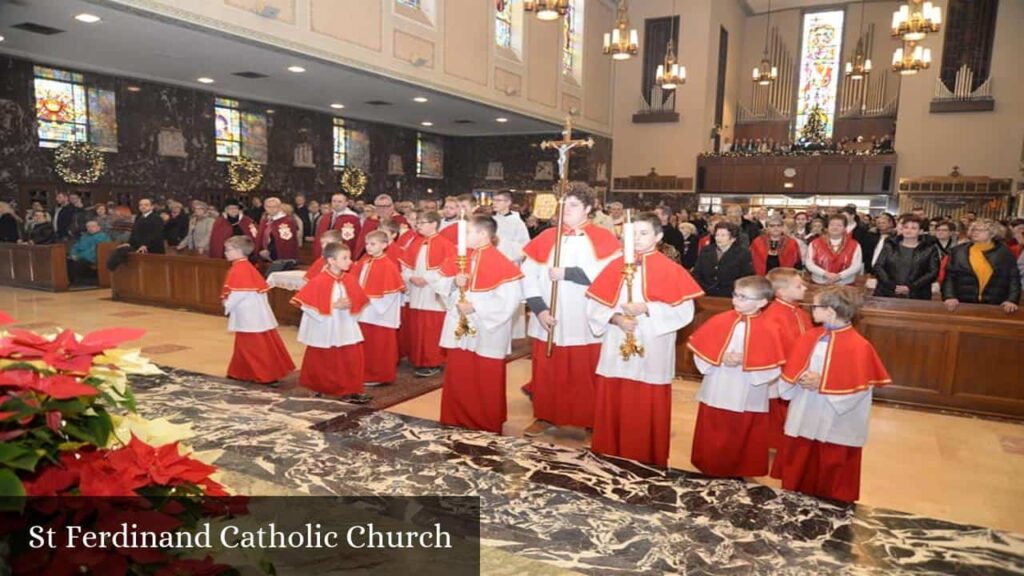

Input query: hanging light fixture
[891,41,931,75]
[752,0,778,85]
[603,0,639,61]
[891,0,941,42]
[845,0,873,80]
[655,0,685,90]
[523,0,568,22]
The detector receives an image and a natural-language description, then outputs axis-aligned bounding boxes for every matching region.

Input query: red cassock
[749,235,802,276]
[400,233,457,368]
[291,270,369,395]
[352,254,406,384]
[208,215,258,260]
[258,216,300,261]
[221,259,295,384]
[439,222,460,245]
[304,256,324,281]
[385,241,404,265]
[394,231,419,360]
[522,223,621,428]
[587,251,704,467]
[437,245,525,434]
[810,234,859,274]
[778,326,891,502]
[687,310,786,477]
[762,299,814,472]
[313,211,362,258]
[359,215,409,256]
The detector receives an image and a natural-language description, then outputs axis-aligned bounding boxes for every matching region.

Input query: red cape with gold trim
[686,309,786,371]
[762,299,813,350]
[438,244,524,292]
[221,259,268,300]
[290,269,369,316]
[385,241,404,266]
[399,233,456,271]
[352,254,406,298]
[304,256,325,281]
[522,222,620,264]
[749,235,802,276]
[586,250,704,307]
[781,325,891,395]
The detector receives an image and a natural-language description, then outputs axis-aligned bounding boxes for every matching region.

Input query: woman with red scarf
[804,214,862,285]
[749,215,802,276]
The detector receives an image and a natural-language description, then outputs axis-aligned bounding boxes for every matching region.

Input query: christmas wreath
[228,155,263,192]
[340,165,368,197]
[53,142,106,184]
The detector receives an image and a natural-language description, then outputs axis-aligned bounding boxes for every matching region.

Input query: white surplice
[223,291,278,333]
[297,281,364,348]
[439,277,524,360]
[694,322,780,413]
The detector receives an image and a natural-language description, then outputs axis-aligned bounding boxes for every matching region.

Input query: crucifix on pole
[538,116,595,357]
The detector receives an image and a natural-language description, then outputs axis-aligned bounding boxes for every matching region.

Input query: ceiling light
[126,85,141,92]
[287,65,306,73]
[413,96,429,103]
[421,121,434,127]
[0,35,5,42]
[330,103,345,109]
[266,109,275,115]
[197,77,215,84]
[75,13,101,24]
[496,117,509,123]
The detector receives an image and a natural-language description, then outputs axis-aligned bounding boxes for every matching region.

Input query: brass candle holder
[454,254,476,339]
[619,261,645,360]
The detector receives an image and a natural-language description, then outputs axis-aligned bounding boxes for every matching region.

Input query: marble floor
[3,286,1024,543]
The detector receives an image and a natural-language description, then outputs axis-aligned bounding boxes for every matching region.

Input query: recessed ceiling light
[75,13,101,24]
[126,85,141,92]
[330,103,345,109]
[496,117,509,123]
[266,109,275,115]
[413,96,428,103]
[197,77,215,84]
[287,65,306,73]
[0,35,6,42]
[421,121,434,127]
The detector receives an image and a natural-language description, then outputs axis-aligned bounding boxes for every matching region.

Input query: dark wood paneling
[953,333,1024,401]
[269,288,302,327]
[696,155,897,196]
[0,243,70,292]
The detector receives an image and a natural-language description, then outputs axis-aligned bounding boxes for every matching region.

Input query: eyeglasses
[375,203,393,208]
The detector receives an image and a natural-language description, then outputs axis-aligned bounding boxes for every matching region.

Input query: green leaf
[0,468,26,501]
[0,443,43,472]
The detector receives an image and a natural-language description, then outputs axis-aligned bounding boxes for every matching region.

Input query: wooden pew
[676,296,1024,419]
[0,242,70,292]
[110,252,230,315]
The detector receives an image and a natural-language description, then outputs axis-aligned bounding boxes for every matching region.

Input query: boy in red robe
[777,286,891,502]
[209,199,258,260]
[291,242,370,401]
[305,229,344,282]
[521,182,620,436]
[353,230,406,386]
[763,267,812,477]
[378,220,404,264]
[586,212,704,466]
[257,197,300,261]
[400,211,457,377]
[687,275,786,477]
[437,215,524,433]
[221,236,295,384]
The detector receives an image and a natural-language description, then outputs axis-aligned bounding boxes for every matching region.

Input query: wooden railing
[0,242,70,292]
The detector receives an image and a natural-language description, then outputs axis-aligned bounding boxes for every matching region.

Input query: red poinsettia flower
[0,310,13,325]
[0,327,145,373]
[0,370,98,399]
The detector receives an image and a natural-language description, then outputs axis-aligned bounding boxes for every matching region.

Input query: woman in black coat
[873,215,939,300]
[0,202,20,242]
[692,221,755,297]
[941,218,1020,314]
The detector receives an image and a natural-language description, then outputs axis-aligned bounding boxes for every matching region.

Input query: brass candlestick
[619,262,645,360]
[454,255,476,339]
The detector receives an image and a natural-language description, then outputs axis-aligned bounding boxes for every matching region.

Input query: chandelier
[752,0,778,85]
[523,0,568,21]
[656,0,685,89]
[845,0,872,80]
[603,0,639,61]
[891,0,941,42]
[891,42,931,75]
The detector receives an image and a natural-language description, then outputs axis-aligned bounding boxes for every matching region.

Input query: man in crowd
[314,192,361,257]
[127,198,166,254]
[258,197,299,261]
[52,192,76,240]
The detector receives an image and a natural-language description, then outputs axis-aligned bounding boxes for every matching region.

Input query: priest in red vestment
[400,211,457,377]
[777,286,891,502]
[586,212,704,466]
[805,214,862,285]
[209,199,258,260]
[687,276,786,477]
[221,236,295,384]
[257,197,300,261]
[313,192,361,258]
[749,216,802,276]
[353,230,406,386]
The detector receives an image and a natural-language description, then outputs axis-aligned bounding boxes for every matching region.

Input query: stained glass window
[34,66,117,151]
[241,112,268,164]
[333,118,347,169]
[562,1,577,77]
[795,10,845,140]
[214,98,241,161]
[496,0,513,50]
[397,0,420,9]
[348,125,371,172]
[416,133,443,179]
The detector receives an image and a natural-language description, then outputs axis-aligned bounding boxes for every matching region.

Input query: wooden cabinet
[696,155,897,196]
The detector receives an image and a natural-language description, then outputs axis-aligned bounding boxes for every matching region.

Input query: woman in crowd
[868,212,897,268]
[163,201,190,247]
[92,204,113,236]
[932,221,958,259]
[177,202,216,255]
[805,214,862,286]
[109,206,135,244]
[677,221,700,269]
[0,202,21,242]
[692,221,755,297]
[23,210,55,245]
[873,215,939,300]
[1006,219,1024,260]
[942,218,1020,313]
[749,214,802,276]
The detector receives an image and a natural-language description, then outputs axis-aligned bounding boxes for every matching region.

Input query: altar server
[257,197,300,261]
[221,236,295,384]
[521,182,620,436]
[399,211,457,377]
[377,219,404,264]
[305,229,344,281]
[586,212,704,466]
[777,286,891,502]
[353,230,405,386]
[440,194,477,244]
[493,190,531,339]
[687,275,786,477]
[291,242,369,399]
[437,215,524,433]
